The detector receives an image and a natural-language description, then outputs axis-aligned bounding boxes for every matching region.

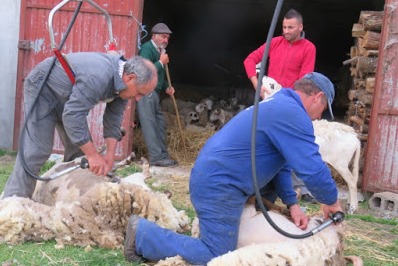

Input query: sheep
[155,200,362,266]
[209,106,234,130]
[163,111,186,129]
[119,157,151,190]
[195,102,209,127]
[257,83,360,212]
[184,111,200,126]
[202,97,214,111]
[161,98,196,116]
[207,202,361,265]
[260,76,282,98]
[194,102,207,114]
[313,119,361,214]
[0,181,190,248]
[0,161,190,249]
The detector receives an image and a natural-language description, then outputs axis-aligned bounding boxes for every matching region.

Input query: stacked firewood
[344,11,383,142]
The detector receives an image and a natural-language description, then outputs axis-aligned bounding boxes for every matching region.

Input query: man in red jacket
[243,8,316,99]
[244,8,317,203]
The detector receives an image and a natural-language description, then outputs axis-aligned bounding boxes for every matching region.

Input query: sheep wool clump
[0,181,190,248]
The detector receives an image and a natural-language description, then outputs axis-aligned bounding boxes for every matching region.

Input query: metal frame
[48,0,115,49]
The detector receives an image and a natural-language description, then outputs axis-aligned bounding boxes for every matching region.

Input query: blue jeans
[134,163,248,265]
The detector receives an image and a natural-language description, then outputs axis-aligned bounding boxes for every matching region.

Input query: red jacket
[244,36,316,88]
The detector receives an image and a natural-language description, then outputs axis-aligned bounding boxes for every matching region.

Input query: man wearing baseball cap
[124,72,343,265]
[136,23,177,167]
[302,72,335,120]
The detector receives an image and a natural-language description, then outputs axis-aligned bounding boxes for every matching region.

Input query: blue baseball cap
[303,72,335,120]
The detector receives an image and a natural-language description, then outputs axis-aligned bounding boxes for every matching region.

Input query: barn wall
[0,0,21,149]
[14,0,144,159]
[363,0,398,193]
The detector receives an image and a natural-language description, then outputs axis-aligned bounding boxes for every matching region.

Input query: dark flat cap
[151,23,172,34]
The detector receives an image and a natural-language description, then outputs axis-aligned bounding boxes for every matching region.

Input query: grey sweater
[26,52,127,146]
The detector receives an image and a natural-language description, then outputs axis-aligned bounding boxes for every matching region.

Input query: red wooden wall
[14,0,144,159]
[363,0,398,193]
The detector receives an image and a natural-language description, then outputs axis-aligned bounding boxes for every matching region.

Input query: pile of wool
[0,181,190,248]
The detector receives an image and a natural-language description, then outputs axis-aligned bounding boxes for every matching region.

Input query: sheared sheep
[313,119,361,214]
[156,199,362,266]
[0,164,190,249]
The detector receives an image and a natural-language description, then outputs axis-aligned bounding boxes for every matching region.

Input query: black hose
[18,2,83,181]
[250,0,315,239]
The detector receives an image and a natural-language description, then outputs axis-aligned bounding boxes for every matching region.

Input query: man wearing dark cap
[136,22,177,167]
[124,72,343,265]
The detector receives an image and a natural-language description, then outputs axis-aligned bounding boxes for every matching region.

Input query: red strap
[108,42,117,51]
[53,49,76,84]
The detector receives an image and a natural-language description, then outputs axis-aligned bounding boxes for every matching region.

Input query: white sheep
[313,119,361,214]
[156,201,362,266]
[256,79,361,212]
[0,165,190,248]
[209,107,234,130]
[0,182,190,248]
[259,85,360,213]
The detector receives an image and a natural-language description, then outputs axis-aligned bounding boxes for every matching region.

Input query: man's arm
[244,43,273,98]
[243,43,266,79]
[298,42,316,78]
[264,102,339,206]
[272,166,309,230]
[79,141,110,176]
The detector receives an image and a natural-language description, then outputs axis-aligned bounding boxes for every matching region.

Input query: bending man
[2,53,157,199]
[124,72,343,265]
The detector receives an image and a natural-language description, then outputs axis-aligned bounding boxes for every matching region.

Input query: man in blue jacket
[2,53,157,199]
[137,23,177,167]
[124,72,343,265]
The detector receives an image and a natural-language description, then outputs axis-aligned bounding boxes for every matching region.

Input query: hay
[133,127,215,166]
[344,218,398,264]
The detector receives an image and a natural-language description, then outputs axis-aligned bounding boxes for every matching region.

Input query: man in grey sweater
[2,53,157,199]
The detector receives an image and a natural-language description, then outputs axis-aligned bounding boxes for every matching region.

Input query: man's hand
[321,199,343,221]
[86,153,108,176]
[249,76,272,99]
[166,86,175,96]
[160,53,169,65]
[80,139,116,176]
[289,204,309,230]
[260,86,272,99]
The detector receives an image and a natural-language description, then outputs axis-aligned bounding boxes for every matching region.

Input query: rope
[129,12,148,51]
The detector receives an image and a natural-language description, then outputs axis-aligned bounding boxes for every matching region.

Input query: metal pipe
[49,0,115,49]
[19,2,83,181]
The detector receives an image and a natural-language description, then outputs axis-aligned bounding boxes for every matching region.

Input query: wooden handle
[165,64,186,148]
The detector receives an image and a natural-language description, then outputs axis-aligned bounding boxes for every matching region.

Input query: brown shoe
[124,215,143,262]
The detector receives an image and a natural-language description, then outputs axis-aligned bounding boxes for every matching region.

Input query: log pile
[344,11,383,142]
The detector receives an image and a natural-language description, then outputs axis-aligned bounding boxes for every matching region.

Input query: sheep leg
[248,195,290,217]
[333,166,358,214]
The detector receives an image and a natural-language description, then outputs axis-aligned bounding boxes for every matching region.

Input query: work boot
[124,215,144,262]
[301,194,317,204]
